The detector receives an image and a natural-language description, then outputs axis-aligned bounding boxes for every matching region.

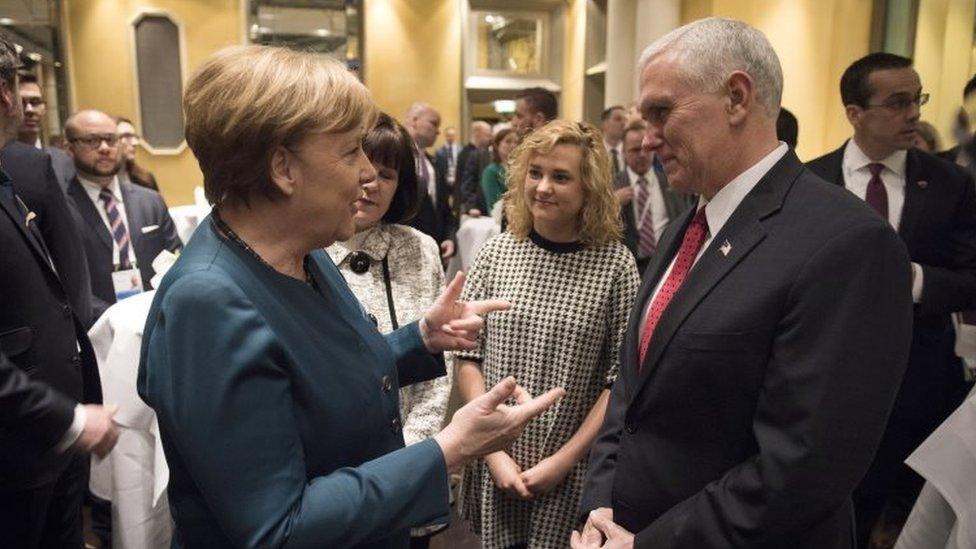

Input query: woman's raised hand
[434,377,565,473]
[420,272,510,352]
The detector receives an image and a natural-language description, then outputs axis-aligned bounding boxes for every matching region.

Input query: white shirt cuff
[911,262,924,303]
[56,404,86,453]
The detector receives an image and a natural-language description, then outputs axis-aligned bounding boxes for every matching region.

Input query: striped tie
[99,188,132,269]
[634,176,657,257]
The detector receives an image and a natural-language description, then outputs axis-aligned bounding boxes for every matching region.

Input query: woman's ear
[268,146,298,197]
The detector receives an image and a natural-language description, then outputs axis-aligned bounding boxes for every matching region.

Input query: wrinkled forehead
[638,54,696,105]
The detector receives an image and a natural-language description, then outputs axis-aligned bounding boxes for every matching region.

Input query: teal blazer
[137,217,449,548]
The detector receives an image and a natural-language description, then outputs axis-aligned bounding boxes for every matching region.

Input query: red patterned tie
[638,207,710,369]
[866,163,888,220]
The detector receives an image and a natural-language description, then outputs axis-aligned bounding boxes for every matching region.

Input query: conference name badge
[112,267,144,301]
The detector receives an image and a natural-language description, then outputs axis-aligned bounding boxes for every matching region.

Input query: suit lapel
[120,181,141,255]
[0,178,59,279]
[628,152,804,401]
[621,206,694,394]
[897,149,924,246]
[68,177,113,252]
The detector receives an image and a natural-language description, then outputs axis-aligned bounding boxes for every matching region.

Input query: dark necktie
[634,176,656,257]
[638,207,709,368]
[866,163,889,221]
[99,188,132,269]
[611,149,621,175]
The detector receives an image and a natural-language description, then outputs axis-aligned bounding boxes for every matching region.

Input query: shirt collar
[79,175,121,203]
[699,142,789,237]
[843,138,907,177]
[327,224,392,265]
[627,166,651,185]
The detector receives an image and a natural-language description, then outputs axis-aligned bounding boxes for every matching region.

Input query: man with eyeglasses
[808,52,976,549]
[14,73,75,191]
[65,109,181,321]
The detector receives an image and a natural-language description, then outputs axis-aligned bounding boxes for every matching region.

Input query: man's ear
[532,111,547,129]
[845,104,862,128]
[268,146,298,197]
[725,71,754,126]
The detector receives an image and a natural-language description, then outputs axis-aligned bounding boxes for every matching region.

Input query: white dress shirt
[841,139,923,301]
[640,142,789,329]
[627,166,670,244]
[79,175,137,268]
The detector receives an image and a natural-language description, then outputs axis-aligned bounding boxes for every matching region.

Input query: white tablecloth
[454,215,500,272]
[896,384,976,549]
[168,204,211,245]
[88,291,171,549]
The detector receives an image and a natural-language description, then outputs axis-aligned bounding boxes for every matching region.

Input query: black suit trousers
[0,453,87,549]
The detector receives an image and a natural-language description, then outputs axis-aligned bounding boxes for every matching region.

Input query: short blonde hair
[504,120,622,246]
[184,45,376,206]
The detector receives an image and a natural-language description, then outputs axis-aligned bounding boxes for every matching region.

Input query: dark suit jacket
[581,151,913,548]
[45,146,76,192]
[613,164,692,263]
[0,351,75,452]
[406,152,457,245]
[138,218,449,548]
[67,177,182,320]
[0,142,93,327]
[808,144,976,435]
[0,172,101,491]
[458,146,489,214]
[936,145,960,163]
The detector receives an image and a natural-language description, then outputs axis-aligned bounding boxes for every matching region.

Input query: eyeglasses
[865,93,929,112]
[69,134,120,149]
[21,97,45,109]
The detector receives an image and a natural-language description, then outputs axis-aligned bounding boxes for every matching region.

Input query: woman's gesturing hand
[421,272,510,352]
[434,377,565,473]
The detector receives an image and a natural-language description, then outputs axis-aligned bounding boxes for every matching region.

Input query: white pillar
[605,0,680,107]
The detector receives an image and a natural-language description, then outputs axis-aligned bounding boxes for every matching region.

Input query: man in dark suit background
[575,19,913,549]
[16,73,75,191]
[936,74,975,168]
[602,105,627,177]
[613,119,691,274]
[512,86,558,141]
[0,36,119,548]
[404,101,457,260]
[435,125,460,189]
[64,109,182,321]
[807,52,976,549]
[456,120,492,217]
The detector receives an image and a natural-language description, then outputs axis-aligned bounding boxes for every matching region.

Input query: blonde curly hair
[504,120,622,246]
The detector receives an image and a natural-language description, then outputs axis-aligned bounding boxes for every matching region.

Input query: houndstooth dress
[455,230,639,549]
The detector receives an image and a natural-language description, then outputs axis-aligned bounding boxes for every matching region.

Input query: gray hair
[638,18,783,117]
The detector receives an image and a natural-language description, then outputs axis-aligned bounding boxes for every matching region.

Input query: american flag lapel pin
[720,239,732,256]
[917,180,928,189]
